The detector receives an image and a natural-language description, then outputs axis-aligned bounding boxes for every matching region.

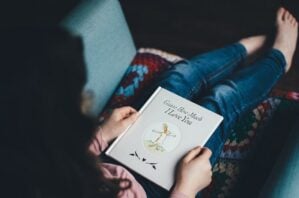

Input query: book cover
[106,87,223,190]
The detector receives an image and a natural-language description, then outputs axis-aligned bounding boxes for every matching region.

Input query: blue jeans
[131,43,286,198]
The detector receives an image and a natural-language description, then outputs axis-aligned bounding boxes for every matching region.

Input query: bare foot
[239,35,267,56]
[273,7,298,72]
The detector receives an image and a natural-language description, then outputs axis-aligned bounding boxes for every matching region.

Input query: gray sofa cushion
[61,0,136,116]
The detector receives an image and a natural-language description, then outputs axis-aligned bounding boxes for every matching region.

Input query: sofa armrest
[259,117,299,198]
[61,0,136,116]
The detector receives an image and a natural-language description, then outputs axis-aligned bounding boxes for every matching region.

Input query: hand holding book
[100,106,139,143]
[174,146,212,197]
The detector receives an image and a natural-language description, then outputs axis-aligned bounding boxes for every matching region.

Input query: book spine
[138,86,162,114]
[105,87,162,155]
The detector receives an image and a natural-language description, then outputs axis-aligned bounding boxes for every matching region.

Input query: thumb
[183,146,202,163]
[112,106,137,120]
[121,112,139,126]
[196,147,212,160]
[118,106,137,116]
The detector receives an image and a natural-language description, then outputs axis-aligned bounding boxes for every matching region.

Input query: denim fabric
[132,43,286,198]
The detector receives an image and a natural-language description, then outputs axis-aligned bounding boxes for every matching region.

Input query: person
[0,7,297,198]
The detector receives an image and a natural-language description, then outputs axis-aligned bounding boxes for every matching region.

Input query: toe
[294,18,298,26]
[286,11,292,21]
[277,7,285,21]
[290,17,295,25]
[290,13,295,21]
[282,11,288,21]
[278,7,284,15]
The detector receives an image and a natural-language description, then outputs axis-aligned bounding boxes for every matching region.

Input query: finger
[200,147,212,159]
[121,112,139,126]
[183,146,202,162]
[118,106,137,117]
[113,106,137,120]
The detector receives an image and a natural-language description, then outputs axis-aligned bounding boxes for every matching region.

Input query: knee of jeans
[210,81,241,109]
[201,81,242,128]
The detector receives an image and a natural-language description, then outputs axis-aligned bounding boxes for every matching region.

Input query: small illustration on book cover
[143,122,181,154]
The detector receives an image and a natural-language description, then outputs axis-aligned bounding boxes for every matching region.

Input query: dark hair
[0,27,126,198]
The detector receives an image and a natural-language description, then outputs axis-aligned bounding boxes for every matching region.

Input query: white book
[106,87,223,190]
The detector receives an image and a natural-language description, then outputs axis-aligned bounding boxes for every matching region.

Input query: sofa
[61,0,136,117]
[259,119,299,198]
[60,0,299,197]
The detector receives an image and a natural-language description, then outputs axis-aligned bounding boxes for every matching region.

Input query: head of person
[0,27,127,198]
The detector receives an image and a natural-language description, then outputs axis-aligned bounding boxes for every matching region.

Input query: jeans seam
[206,57,240,84]
[236,68,283,124]
[226,48,285,125]
[188,55,241,98]
[204,45,245,86]
[189,43,246,98]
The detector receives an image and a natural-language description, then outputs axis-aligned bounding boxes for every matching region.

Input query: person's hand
[100,106,139,143]
[174,146,212,197]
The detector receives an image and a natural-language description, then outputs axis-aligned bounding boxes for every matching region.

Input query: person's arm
[88,106,138,156]
[169,190,189,198]
[170,147,213,198]
[88,127,109,156]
